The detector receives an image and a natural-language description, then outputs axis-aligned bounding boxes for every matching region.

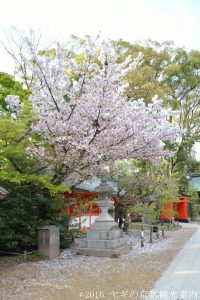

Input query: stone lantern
[76,177,132,257]
[92,176,115,228]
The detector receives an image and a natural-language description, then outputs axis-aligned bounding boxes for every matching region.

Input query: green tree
[113,39,200,175]
[112,159,179,224]
[0,72,31,111]
[0,72,67,193]
[113,159,178,206]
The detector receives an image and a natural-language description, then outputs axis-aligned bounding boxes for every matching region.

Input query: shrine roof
[0,186,9,195]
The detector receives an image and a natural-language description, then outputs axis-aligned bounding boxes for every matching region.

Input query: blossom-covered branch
[8,37,180,185]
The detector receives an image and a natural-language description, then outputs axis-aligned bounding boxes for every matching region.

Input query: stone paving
[145,223,200,300]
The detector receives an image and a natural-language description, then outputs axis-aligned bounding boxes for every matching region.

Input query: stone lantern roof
[74,176,124,195]
[94,176,114,194]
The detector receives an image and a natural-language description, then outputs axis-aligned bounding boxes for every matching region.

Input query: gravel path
[0,226,196,300]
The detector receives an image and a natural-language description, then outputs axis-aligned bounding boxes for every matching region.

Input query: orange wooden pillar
[161,203,173,221]
[175,196,189,222]
[161,196,189,222]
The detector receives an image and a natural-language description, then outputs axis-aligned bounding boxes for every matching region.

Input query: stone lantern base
[77,231,132,258]
[76,220,132,258]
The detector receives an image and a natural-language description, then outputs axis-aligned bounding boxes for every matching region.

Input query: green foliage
[0,72,68,193]
[185,183,199,218]
[112,38,200,201]
[0,72,31,111]
[130,203,161,224]
[113,159,180,225]
[178,175,189,195]
[188,202,200,219]
[112,39,173,103]
[0,182,70,252]
[178,176,200,218]
[27,251,48,261]
[113,39,200,176]
[113,159,179,205]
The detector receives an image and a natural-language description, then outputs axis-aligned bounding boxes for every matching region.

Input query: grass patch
[129,222,181,231]
[0,251,48,270]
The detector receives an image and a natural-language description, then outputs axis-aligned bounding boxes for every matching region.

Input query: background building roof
[0,186,9,196]
[74,176,124,195]
[188,173,200,192]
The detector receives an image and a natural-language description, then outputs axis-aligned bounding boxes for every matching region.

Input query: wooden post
[150,226,153,243]
[162,229,164,238]
[141,229,144,247]
[172,216,175,227]
[23,250,27,261]
[156,229,159,239]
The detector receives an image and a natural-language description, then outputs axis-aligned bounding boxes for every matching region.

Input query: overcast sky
[0,0,200,74]
[0,0,200,158]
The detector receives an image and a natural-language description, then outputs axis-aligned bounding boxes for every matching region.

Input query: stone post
[38,225,60,259]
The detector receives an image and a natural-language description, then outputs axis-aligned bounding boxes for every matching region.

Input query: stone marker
[38,225,60,259]
[77,177,132,257]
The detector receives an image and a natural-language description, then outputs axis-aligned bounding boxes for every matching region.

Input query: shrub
[0,182,70,252]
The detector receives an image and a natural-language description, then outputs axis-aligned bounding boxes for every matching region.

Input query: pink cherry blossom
[8,37,181,186]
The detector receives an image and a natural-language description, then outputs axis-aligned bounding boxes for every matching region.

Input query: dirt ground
[0,226,196,300]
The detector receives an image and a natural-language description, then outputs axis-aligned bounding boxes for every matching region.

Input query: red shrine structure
[162,174,200,222]
[161,195,190,222]
[64,174,200,227]
[63,178,119,229]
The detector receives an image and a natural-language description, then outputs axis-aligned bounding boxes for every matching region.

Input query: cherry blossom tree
[7,37,180,186]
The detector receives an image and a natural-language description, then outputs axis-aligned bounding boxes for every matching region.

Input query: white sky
[0,0,200,158]
[0,0,200,74]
